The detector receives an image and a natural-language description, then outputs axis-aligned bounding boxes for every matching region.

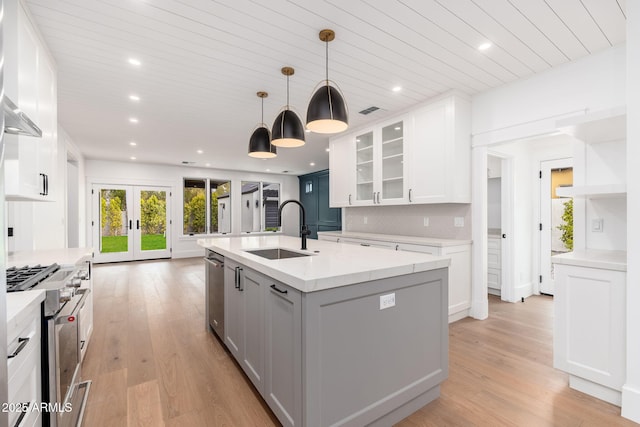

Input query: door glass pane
[211,180,232,234]
[241,181,261,232]
[356,131,374,201]
[552,168,574,256]
[184,179,206,235]
[140,190,167,251]
[381,121,403,199]
[99,189,129,253]
[262,182,280,232]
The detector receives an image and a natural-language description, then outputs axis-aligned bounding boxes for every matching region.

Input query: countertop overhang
[197,235,450,293]
[317,231,472,247]
[551,249,627,272]
[8,247,93,268]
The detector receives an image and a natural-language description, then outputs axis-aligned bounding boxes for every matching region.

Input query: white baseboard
[448,301,471,323]
[622,384,640,423]
[172,250,205,259]
[569,375,621,406]
[513,281,533,302]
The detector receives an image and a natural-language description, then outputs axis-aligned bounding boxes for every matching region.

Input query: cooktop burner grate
[6,264,60,292]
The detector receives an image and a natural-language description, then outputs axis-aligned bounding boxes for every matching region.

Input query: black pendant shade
[248,91,277,158]
[306,84,348,133]
[248,126,276,158]
[272,109,305,148]
[306,29,348,134]
[271,66,305,148]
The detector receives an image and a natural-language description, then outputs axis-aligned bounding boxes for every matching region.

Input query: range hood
[2,96,42,138]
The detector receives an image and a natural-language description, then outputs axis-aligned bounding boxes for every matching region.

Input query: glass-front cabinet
[356,131,374,202]
[350,117,408,206]
[381,121,404,200]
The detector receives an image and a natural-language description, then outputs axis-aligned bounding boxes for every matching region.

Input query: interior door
[539,159,573,295]
[93,184,171,263]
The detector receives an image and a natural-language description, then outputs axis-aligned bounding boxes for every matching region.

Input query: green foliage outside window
[557,199,573,251]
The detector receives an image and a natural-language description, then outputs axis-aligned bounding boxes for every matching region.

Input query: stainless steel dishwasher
[205,250,225,338]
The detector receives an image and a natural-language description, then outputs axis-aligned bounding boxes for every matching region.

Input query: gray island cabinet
[199,236,449,427]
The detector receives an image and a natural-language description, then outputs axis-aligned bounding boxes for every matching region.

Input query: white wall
[487,178,501,230]
[85,160,300,258]
[62,126,87,248]
[472,44,626,146]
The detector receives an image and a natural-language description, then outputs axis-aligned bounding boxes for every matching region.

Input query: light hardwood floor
[82,258,637,427]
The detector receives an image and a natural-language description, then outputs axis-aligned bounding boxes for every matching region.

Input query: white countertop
[197,235,450,293]
[7,247,93,268]
[552,250,627,272]
[317,231,472,247]
[6,290,46,326]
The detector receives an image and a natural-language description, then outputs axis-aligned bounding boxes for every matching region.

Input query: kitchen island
[198,235,450,427]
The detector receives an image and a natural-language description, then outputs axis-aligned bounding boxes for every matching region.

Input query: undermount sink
[245,248,311,260]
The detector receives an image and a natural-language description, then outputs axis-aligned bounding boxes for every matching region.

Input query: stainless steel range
[6,263,91,427]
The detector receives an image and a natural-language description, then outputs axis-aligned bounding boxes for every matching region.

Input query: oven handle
[55,289,90,324]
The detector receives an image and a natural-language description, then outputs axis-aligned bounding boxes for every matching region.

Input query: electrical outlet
[592,218,604,232]
[454,217,464,227]
[364,216,368,225]
[379,293,396,310]
[423,217,429,227]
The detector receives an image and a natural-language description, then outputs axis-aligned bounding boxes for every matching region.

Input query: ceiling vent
[358,106,380,115]
[181,161,196,165]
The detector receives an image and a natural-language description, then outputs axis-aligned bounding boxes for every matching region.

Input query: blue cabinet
[299,170,341,239]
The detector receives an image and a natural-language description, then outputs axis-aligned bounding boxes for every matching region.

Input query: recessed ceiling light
[197,149,203,154]
[129,94,140,101]
[310,162,315,166]
[205,163,211,167]
[266,169,271,172]
[325,148,330,152]
[128,58,141,66]
[478,42,492,51]
[392,86,402,92]
[130,156,136,160]
[129,141,137,146]
[129,117,139,124]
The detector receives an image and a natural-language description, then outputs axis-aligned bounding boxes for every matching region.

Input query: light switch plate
[423,217,429,227]
[454,217,464,227]
[592,218,604,232]
[364,216,368,225]
[379,293,396,310]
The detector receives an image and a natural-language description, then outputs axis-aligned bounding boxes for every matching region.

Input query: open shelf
[556,184,626,199]
[556,106,626,144]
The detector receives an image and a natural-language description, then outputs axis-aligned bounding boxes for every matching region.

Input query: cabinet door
[409,101,449,203]
[329,134,355,207]
[317,172,341,226]
[355,130,375,205]
[224,261,243,360]
[379,119,408,204]
[241,268,265,393]
[36,53,58,198]
[265,281,302,427]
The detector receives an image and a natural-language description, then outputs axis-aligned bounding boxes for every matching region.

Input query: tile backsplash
[344,204,472,240]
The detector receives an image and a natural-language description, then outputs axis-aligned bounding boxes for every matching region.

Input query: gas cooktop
[6,264,60,292]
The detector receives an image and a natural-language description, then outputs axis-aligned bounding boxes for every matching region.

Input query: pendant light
[306,29,348,134]
[271,67,305,147]
[248,91,276,158]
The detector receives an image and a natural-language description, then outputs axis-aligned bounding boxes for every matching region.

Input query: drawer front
[487,268,501,290]
[7,316,39,381]
[488,237,501,250]
[7,330,41,427]
[488,249,501,269]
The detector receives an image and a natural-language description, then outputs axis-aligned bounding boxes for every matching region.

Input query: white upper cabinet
[4,0,58,201]
[329,133,355,207]
[329,93,470,207]
[408,95,471,204]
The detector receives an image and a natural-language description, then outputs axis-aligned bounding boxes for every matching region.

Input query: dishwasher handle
[204,257,224,269]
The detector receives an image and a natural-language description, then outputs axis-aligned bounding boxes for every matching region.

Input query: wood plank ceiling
[25,0,626,174]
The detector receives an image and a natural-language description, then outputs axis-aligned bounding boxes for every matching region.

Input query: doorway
[92,184,171,263]
[539,159,573,295]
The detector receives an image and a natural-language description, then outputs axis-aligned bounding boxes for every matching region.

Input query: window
[241,181,281,233]
[183,178,231,235]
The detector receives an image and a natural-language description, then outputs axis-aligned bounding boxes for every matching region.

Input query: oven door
[51,289,90,427]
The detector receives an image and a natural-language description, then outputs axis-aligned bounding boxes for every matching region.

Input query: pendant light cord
[261,96,264,125]
[286,74,290,109]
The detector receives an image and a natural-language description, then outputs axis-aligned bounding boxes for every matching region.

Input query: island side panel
[302,268,448,426]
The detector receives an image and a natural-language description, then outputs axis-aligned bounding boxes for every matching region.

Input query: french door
[92,184,171,263]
